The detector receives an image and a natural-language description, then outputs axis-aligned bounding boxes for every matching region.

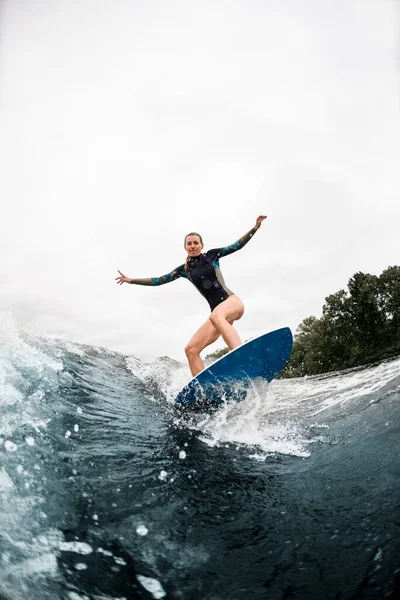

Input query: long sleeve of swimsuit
[128,225,258,287]
[216,225,259,258]
[129,266,186,286]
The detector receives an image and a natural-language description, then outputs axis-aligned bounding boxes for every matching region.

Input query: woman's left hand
[255,215,267,229]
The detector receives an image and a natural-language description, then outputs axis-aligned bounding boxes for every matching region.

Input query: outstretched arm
[219,215,267,258]
[115,268,183,286]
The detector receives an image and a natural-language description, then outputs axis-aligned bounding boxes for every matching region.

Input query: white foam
[0,468,14,491]
[126,354,190,402]
[59,541,93,555]
[168,355,400,458]
[137,575,166,599]
[0,313,62,439]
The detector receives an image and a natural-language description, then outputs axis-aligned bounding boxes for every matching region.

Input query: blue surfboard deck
[175,327,293,408]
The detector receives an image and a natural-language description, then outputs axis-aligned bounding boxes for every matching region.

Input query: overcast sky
[1,0,399,361]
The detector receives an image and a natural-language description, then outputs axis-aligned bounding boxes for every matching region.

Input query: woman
[116,215,267,377]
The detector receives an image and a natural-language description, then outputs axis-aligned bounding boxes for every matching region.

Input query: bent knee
[185,344,199,357]
[209,313,226,328]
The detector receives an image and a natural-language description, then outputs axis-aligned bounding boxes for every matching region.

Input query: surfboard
[175,327,293,408]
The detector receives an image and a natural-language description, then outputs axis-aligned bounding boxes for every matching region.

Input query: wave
[1,313,399,599]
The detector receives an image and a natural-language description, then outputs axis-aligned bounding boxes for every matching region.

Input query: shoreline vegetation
[205,266,400,378]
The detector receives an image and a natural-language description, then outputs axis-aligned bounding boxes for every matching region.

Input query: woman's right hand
[115,270,131,285]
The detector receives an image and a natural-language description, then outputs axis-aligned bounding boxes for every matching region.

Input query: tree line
[281,266,400,377]
[206,266,400,377]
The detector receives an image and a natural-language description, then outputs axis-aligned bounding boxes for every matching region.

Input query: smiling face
[184,233,204,258]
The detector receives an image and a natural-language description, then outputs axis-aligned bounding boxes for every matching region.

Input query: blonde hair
[184,232,203,272]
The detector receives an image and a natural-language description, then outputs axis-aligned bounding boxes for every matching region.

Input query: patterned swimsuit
[134,227,258,312]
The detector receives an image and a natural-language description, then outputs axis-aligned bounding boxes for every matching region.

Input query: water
[1,313,399,599]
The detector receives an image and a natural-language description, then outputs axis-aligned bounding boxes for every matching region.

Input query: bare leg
[185,319,221,376]
[209,295,244,350]
[185,295,245,377]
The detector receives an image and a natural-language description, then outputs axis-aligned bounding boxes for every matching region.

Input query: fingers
[115,270,128,285]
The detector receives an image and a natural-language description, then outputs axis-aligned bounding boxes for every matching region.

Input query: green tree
[283,266,400,377]
[346,272,385,361]
[206,266,400,378]
[205,347,230,361]
[378,266,400,353]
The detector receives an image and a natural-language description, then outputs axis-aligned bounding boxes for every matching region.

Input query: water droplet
[5,441,17,452]
[137,574,166,598]
[136,525,148,536]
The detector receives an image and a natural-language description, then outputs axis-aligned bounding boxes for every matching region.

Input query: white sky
[1,0,399,361]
